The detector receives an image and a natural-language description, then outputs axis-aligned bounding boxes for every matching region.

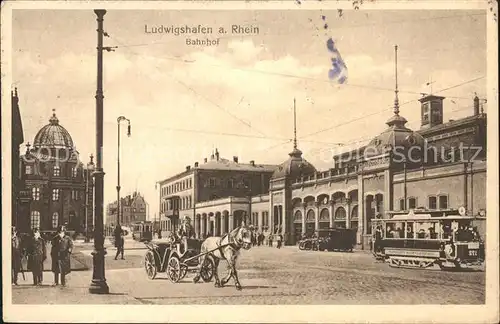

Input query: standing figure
[27,228,47,286]
[51,226,73,286]
[277,233,283,249]
[11,227,23,285]
[177,216,194,254]
[114,225,125,260]
[268,234,273,247]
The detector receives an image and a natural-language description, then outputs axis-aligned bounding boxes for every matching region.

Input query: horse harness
[215,231,241,260]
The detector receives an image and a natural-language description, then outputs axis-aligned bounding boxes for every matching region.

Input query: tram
[131,221,153,242]
[372,209,485,270]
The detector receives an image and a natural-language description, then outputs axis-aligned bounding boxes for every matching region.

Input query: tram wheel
[167,255,182,283]
[144,251,157,280]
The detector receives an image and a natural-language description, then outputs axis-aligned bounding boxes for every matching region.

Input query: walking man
[114,224,125,260]
[51,226,73,287]
[27,228,46,286]
[11,227,23,285]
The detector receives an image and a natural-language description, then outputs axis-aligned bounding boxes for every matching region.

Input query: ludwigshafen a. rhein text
[144,24,260,46]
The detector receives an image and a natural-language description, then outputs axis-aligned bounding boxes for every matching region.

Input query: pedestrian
[268,234,273,247]
[276,233,282,249]
[51,225,73,286]
[11,227,24,285]
[114,224,125,260]
[27,228,46,286]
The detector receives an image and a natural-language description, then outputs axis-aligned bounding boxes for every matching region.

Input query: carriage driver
[177,216,194,254]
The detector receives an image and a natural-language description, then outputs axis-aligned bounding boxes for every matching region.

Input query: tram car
[372,209,485,270]
[131,221,153,242]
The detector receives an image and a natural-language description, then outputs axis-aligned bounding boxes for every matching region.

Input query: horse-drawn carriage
[144,237,215,283]
[143,223,254,290]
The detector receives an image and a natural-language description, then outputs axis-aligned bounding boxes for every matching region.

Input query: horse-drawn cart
[144,238,215,283]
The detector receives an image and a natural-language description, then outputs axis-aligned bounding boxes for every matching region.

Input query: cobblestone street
[12,243,485,305]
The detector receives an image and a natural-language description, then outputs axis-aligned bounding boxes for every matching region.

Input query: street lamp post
[85,154,95,243]
[116,116,131,226]
[89,9,109,294]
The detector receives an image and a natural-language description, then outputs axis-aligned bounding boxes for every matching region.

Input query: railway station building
[157,94,487,250]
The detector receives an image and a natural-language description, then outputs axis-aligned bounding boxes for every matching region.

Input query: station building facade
[157,94,487,249]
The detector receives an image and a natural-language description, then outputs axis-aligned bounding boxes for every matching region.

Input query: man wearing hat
[50,225,73,286]
[11,227,23,285]
[27,228,47,285]
[177,216,194,254]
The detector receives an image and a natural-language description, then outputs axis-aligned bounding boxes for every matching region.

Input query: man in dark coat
[27,228,47,286]
[114,224,125,260]
[11,227,23,285]
[51,226,73,286]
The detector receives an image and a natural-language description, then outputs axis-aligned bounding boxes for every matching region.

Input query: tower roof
[33,109,74,149]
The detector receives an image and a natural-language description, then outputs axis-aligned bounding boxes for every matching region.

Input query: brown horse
[193,223,253,290]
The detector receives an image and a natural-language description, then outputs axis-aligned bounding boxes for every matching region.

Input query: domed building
[19,109,95,236]
[364,100,427,166]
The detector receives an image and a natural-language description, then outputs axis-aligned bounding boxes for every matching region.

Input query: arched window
[294,210,302,223]
[31,211,41,230]
[306,209,315,223]
[319,208,330,222]
[52,212,59,229]
[334,207,347,220]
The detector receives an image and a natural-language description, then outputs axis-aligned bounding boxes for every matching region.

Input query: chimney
[215,148,219,161]
[194,162,199,167]
[250,160,255,166]
[473,94,480,115]
[186,165,191,171]
[204,158,208,163]
[233,156,238,163]
[418,94,445,129]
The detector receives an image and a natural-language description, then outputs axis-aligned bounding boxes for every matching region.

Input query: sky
[12,9,487,219]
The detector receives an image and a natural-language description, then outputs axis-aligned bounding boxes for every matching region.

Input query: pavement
[11,244,485,305]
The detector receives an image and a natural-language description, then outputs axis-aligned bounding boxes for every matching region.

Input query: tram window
[404,222,414,238]
[414,221,434,239]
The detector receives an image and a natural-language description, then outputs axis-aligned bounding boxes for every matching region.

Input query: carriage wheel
[200,257,215,283]
[144,251,157,280]
[179,264,188,281]
[167,255,182,283]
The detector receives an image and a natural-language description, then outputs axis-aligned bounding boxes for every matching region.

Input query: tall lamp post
[85,154,95,243]
[116,116,131,226]
[89,9,109,294]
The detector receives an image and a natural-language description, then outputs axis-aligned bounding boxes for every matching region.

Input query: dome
[271,147,317,180]
[364,111,426,160]
[33,111,74,149]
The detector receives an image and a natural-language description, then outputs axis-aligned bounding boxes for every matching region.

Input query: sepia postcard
[1,0,499,323]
